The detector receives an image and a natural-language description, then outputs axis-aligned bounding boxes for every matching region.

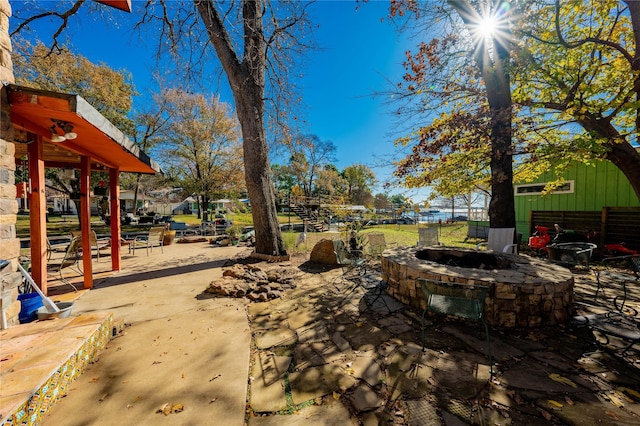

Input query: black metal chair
[595,255,639,315]
[419,278,493,376]
[333,239,367,286]
[572,312,640,358]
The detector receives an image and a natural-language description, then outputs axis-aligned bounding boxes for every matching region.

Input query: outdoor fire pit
[381,246,575,328]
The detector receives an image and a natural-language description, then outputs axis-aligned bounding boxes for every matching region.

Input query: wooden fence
[530,207,640,250]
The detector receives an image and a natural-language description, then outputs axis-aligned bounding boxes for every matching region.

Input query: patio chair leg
[482,319,493,377]
[421,309,428,351]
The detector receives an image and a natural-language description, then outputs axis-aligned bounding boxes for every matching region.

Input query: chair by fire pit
[547,242,597,267]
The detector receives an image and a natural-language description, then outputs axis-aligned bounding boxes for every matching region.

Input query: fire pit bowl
[381,246,575,328]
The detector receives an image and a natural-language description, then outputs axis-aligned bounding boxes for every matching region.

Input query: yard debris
[205,264,298,302]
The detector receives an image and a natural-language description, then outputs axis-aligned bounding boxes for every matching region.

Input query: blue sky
[11,0,428,201]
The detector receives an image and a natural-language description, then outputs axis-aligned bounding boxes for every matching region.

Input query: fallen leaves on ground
[549,373,577,388]
[548,400,563,408]
[156,402,184,415]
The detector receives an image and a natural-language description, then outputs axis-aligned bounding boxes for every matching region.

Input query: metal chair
[476,228,518,254]
[333,239,366,283]
[595,255,640,315]
[366,232,395,257]
[418,226,439,246]
[132,226,165,255]
[420,278,492,376]
[70,230,110,261]
[46,237,70,260]
[47,236,82,291]
[332,239,371,305]
[572,312,639,358]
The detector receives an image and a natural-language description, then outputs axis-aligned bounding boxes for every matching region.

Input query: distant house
[515,158,640,248]
[211,199,236,211]
[119,190,155,213]
[170,197,245,215]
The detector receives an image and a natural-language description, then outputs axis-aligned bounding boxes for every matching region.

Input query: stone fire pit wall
[381,246,575,328]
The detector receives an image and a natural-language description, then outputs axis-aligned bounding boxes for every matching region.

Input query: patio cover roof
[6,83,160,174]
[95,0,132,13]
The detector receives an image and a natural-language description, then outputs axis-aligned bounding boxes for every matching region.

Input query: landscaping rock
[310,239,338,265]
[207,264,297,302]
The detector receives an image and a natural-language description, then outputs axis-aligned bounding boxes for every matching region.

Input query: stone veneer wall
[381,247,575,328]
[0,0,21,327]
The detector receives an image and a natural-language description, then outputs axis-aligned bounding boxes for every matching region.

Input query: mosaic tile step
[0,311,114,426]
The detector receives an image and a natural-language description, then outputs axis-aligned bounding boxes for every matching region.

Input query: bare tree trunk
[450,0,516,229]
[196,0,286,256]
[625,0,640,140]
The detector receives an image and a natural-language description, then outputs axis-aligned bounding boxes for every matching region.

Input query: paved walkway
[33,243,640,425]
[40,243,252,426]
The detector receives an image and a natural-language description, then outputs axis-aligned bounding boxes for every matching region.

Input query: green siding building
[514,160,640,239]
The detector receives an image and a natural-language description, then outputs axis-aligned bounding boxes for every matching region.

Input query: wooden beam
[56,140,118,169]
[80,156,93,289]
[110,168,122,271]
[10,112,50,139]
[28,137,48,293]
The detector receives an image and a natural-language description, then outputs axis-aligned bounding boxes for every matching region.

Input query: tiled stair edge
[1,313,114,426]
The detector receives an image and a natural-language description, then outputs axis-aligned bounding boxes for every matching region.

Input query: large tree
[159,89,244,218]
[12,38,137,214]
[391,0,517,228]
[513,0,640,199]
[12,39,135,135]
[342,164,376,206]
[391,0,640,209]
[195,1,312,256]
[11,0,312,257]
[282,134,337,197]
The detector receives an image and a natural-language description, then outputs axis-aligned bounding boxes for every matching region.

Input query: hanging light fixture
[61,122,77,140]
[49,125,66,143]
[50,119,77,142]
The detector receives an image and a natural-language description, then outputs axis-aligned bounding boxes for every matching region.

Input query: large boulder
[310,239,338,265]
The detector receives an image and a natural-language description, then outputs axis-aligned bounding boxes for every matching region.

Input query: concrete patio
[1,240,639,425]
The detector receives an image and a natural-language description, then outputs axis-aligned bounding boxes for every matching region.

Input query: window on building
[515,181,574,196]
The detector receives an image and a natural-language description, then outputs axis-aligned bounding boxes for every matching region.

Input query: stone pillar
[0,0,21,328]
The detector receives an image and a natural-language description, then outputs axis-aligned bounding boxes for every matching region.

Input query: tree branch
[11,0,87,56]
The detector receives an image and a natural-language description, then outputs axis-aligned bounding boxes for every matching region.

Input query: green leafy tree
[512,0,640,199]
[271,164,296,204]
[283,134,337,197]
[315,164,347,199]
[12,39,135,135]
[11,38,137,216]
[391,0,517,227]
[373,193,390,210]
[342,164,376,206]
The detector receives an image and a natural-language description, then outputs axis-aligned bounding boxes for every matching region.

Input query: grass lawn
[283,222,476,253]
[17,213,476,253]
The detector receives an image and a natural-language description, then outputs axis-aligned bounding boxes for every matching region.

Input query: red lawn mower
[528,225,551,255]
